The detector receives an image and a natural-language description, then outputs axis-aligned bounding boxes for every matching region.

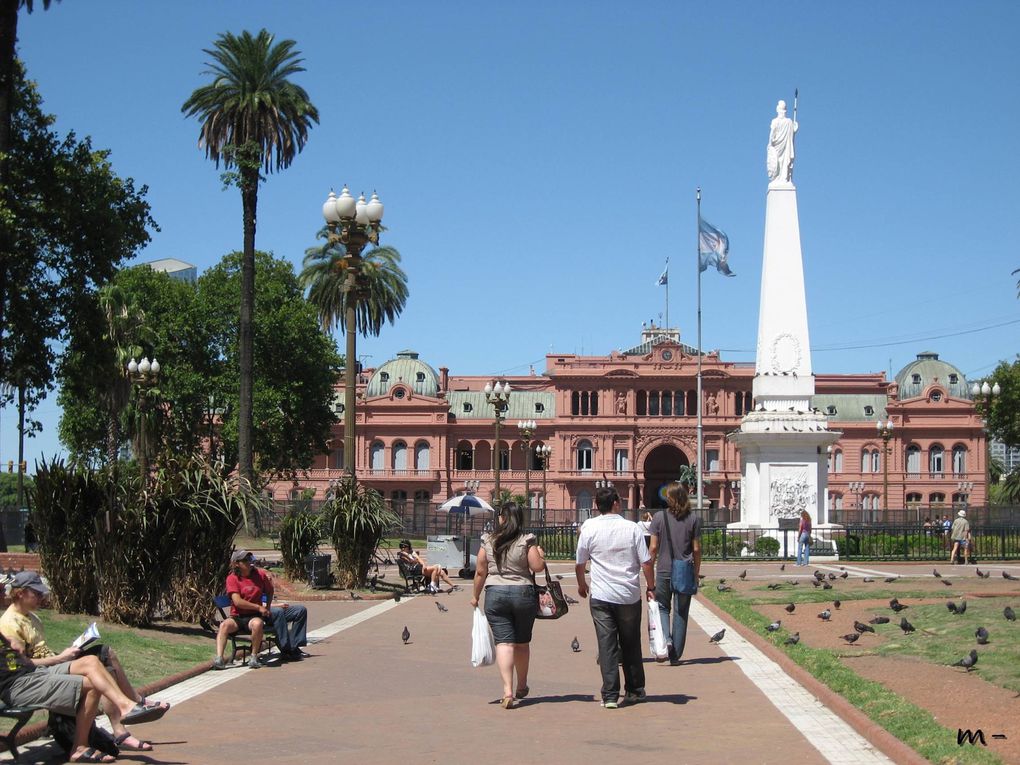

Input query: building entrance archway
[643,444,689,508]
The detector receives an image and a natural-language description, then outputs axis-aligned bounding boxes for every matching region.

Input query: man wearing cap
[950,510,971,565]
[215,550,307,669]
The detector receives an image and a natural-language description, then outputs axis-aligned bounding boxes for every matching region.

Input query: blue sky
[3,1,1018,466]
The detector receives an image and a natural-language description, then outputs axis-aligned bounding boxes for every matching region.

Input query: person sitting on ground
[949,510,971,565]
[0,571,168,754]
[214,550,308,668]
[397,540,455,593]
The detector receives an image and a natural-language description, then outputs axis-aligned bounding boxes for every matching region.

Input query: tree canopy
[982,356,1020,450]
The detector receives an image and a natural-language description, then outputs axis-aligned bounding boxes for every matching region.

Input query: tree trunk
[0,0,17,381]
[237,167,258,495]
[106,412,120,466]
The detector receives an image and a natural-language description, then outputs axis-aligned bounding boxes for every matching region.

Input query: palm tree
[98,284,148,466]
[181,29,318,489]
[300,233,409,336]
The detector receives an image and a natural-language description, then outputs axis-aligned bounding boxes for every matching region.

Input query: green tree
[182,29,319,491]
[300,235,408,336]
[979,357,1020,449]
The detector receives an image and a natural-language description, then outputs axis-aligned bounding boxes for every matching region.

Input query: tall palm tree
[300,233,409,336]
[98,284,148,466]
[181,29,318,489]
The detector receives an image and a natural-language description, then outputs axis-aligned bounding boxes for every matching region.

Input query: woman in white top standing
[470,503,545,709]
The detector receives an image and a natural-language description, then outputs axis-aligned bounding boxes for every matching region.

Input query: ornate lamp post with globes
[517,419,536,517]
[127,356,161,483]
[971,380,1000,504]
[876,419,894,512]
[484,380,511,506]
[535,443,552,525]
[321,186,385,481]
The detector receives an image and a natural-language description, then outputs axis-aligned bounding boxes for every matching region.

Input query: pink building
[270,328,987,520]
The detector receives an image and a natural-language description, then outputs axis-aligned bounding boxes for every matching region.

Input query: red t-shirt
[225,568,274,617]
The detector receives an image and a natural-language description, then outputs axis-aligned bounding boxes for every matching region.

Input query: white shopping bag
[471,606,496,667]
[647,600,669,660]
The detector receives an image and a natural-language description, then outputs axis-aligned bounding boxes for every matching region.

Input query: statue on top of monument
[766,99,798,186]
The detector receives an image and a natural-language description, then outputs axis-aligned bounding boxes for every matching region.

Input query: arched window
[370,441,385,471]
[929,492,946,507]
[571,391,580,416]
[686,390,697,415]
[830,449,843,473]
[906,445,921,475]
[391,490,407,515]
[929,445,944,477]
[413,490,431,515]
[415,441,430,470]
[636,390,647,416]
[575,490,593,511]
[576,439,593,471]
[331,445,344,470]
[952,445,966,476]
[906,492,922,506]
[675,391,686,416]
[392,440,407,470]
[661,390,672,416]
[861,449,872,473]
[456,440,473,470]
[649,391,660,416]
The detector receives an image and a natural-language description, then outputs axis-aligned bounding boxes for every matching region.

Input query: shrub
[754,536,780,557]
[324,477,400,589]
[279,508,322,580]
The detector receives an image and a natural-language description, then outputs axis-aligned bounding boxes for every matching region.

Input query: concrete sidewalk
[17,564,902,764]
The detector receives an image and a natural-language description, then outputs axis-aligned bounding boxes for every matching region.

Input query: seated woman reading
[397,540,456,594]
[0,571,169,754]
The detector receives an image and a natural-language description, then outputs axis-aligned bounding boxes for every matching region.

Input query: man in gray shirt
[575,487,656,709]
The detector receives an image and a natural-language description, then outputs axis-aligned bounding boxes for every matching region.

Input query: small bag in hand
[471,606,495,667]
[534,564,569,620]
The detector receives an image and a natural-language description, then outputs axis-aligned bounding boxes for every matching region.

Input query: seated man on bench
[0,632,166,763]
[214,550,308,669]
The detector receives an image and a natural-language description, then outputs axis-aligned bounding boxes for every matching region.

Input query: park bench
[213,594,278,663]
[396,558,429,594]
[0,702,43,762]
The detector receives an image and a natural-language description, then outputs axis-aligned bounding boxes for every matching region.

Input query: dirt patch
[848,654,1019,764]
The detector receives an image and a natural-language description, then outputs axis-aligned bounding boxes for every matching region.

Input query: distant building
[143,258,197,284]
[267,330,987,520]
[991,439,1020,475]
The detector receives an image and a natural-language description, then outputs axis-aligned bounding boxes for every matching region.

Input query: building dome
[894,351,969,400]
[365,350,440,397]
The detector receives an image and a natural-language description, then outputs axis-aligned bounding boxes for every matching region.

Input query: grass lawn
[703,587,1003,765]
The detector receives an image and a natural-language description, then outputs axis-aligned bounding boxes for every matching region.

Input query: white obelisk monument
[729,99,839,532]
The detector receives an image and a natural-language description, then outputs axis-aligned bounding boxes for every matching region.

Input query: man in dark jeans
[575,487,656,709]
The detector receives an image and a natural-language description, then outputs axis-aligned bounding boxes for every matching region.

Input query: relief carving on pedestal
[770,333,802,374]
[769,469,813,518]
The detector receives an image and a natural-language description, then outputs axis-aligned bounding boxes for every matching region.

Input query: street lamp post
[484,380,511,506]
[849,481,865,512]
[321,186,385,482]
[971,380,1000,507]
[127,356,161,483]
[594,478,613,520]
[535,443,552,525]
[517,419,536,517]
[956,480,974,508]
[877,419,894,512]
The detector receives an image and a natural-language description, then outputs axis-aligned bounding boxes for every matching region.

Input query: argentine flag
[656,259,668,286]
[698,217,735,277]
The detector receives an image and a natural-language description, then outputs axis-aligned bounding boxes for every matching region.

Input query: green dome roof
[894,351,968,400]
[365,350,440,398]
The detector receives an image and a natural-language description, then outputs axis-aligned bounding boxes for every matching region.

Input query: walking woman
[648,485,702,665]
[470,502,545,709]
[796,510,812,566]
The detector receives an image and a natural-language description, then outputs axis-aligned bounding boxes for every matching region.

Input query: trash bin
[304,553,332,589]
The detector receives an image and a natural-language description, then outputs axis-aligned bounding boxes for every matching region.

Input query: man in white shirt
[575,487,656,709]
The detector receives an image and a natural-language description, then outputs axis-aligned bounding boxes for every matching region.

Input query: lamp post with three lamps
[849,481,866,512]
[594,477,614,521]
[971,380,1000,506]
[535,443,552,525]
[876,419,894,512]
[484,381,511,506]
[517,419,536,519]
[127,356,161,483]
[321,186,385,481]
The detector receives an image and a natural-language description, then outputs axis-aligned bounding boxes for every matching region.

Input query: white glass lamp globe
[365,192,384,223]
[138,358,151,374]
[322,191,340,223]
[150,358,160,375]
[127,358,138,374]
[355,193,370,225]
[335,186,357,219]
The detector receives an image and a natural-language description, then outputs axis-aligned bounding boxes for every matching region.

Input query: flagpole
[665,258,669,332]
[696,188,704,510]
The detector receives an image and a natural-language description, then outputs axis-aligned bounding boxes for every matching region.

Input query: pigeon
[863,577,875,583]
[1005,606,1016,622]
[822,582,833,590]
[933,568,942,578]
[369,574,378,592]
[900,617,915,634]
[717,585,733,592]
[854,620,875,634]
[555,574,564,580]
[785,603,796,614]
[975,627,990,645]
[565,595,580,605]
[976,567,990,578]
[1004,572,1019,581]
[698,574,706,581]
[951,649,978,671]
[839,571,848,579]
[884,577,899,583]
[890,599,908,613]
[840,566,846,571]
[766,620,782,632]
[841,632,860,644]
[811,580,822,588]
[780,564,786,571]
[401,626,410,644]
[833,600,841,610]
[349,590,363,601]
[435,601,448,612]
[814,571,825,581]
[947,601,958,613]
[709,629,726,644]
[784,632,800,646]
[571,636,580,652]
[940,579,953,587]
[719,578,727,584]
[827,573,837,581]
[767,583,783,590]
[790,580,800,586]
[817,609,831,621]
[739,570,747,580]
[869,616,890,625]
[957,600,967,615]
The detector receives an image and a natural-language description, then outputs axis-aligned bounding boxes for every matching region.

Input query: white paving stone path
[689,598,894,765]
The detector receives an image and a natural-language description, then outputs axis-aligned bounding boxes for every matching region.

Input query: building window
[636,390,647,416]
[456,441,473,470]
[686,390,697,415]
[575,490,593,511]
[416,372,425,382]
[571,391,580,416]
[929,444,944,477]
[707,449,719,472]
[744,392,753,413]
[861,449,871,473]
[499,445,510,471]
[862,448,879,473]
[952,445,966,476]
[906,445,921,475]
[911,373,921,385]
[370,441,385,471]
[648,391,660,416]
[930,391,942,402]
[929,492,946,507]
[415,441,430,470]
[392,441,407,470]
[949,374,958,385]
[826,405,837,416]
[832,493,843,510]
[413,490,431,514]
[576,439,593,472]
[864,405,874,416]
[906,492,922,506]
[614,448,628,472]
[380,372,389,382]
[535,402,544,413]
[331,446,343,470]
[675,391,686,416]
[661,391,672,416]
[951,492,969,507]
[572,391,598,416]
[393,387,406,399]
[588,391,599,416]
[830,449,843,473]
[463,402,473,413]
[391,490,408,515]
[735,391,744,416]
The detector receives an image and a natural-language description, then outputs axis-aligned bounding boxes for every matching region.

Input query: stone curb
[698,594,930,765]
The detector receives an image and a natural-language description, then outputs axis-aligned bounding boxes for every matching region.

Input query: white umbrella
[438,494,495,516]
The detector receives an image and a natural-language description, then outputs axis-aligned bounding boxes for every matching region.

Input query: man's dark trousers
[270,604,308,652]
[589,598,645,703]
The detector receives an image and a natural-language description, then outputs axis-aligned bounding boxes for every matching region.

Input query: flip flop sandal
[69,748,115,763]
[114,732,154,751]
[121,701,168,725]
[139,698,171,712]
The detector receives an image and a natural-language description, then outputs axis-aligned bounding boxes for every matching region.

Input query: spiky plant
[323,476,399,589]
[279,507,322,580]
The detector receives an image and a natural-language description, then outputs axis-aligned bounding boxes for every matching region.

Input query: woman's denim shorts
[484,585,538,644]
